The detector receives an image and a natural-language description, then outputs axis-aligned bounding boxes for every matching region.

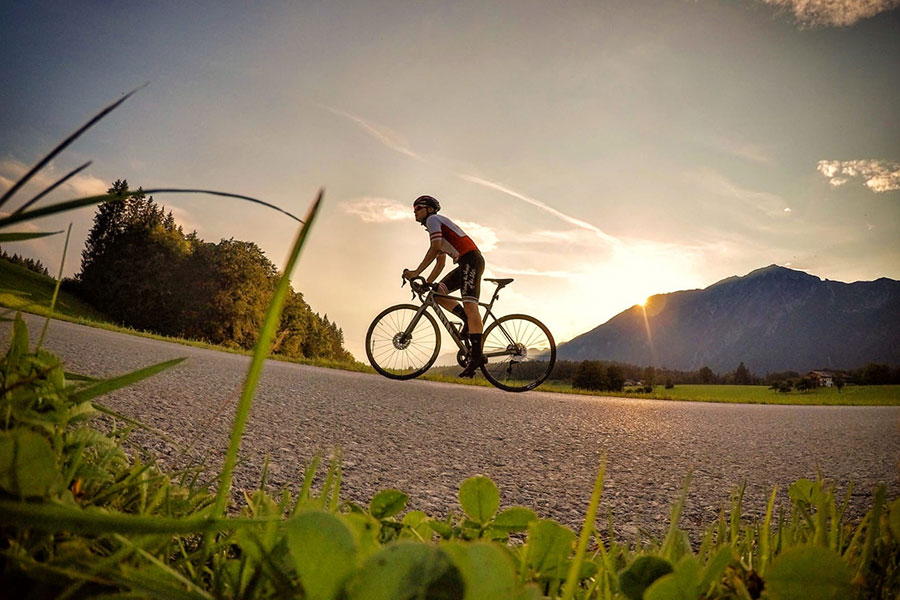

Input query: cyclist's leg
[460,252,485,335]
[458,252,486,377]
[437,267,468,324]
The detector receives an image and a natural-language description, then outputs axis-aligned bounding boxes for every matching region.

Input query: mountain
[558,265,900,374]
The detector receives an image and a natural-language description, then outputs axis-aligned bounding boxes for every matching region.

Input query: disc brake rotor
[393,332,411,350]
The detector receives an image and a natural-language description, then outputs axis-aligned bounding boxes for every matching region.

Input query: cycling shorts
[440,250,484,304]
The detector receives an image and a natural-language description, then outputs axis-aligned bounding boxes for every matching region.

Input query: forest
[65,180,352,362]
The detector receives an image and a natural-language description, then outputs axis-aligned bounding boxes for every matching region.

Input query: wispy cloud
[490,265,579,278]
[326,107,620,244]
[703,135,776,165]
[323,108,424,162]
[456,174,621,244]
[340,197,411,223]
[687,167,790,216]
[817,159,900,192]
[761,0,900,28]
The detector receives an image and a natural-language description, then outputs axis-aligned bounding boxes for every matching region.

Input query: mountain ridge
[557,265,900,373]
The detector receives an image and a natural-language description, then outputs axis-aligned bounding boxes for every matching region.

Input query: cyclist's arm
[405,239,443,279]
[425,253,446,283]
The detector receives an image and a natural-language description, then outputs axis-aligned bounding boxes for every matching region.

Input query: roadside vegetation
[1,92,899,598]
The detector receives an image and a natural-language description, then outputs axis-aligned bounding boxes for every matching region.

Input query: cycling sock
[469,333,483,359]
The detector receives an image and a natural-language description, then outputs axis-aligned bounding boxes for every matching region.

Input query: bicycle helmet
[413,195,440,212]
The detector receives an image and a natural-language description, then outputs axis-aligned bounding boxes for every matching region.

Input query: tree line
[64,180,352,362]
[554,359,899,391]
[0,248,49,276]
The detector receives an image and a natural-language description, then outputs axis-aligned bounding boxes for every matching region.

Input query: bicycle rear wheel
[366,304,441,380]
[480,314,556,392]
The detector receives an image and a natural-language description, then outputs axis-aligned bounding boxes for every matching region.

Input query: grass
[540,382,900,406]
[0,258,108,321]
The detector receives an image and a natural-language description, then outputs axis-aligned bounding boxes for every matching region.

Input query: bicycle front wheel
[366,304,441,380]
[481,314,556,392]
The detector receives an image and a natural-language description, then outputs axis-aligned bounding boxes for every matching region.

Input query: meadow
[540,382,900,406]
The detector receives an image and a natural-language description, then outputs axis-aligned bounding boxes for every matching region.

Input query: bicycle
[365,276,556,392]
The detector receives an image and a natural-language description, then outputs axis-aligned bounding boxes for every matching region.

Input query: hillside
[558,265,900,373]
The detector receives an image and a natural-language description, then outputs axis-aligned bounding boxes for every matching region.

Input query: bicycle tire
[366,304,441,380]
[480,314,556,392]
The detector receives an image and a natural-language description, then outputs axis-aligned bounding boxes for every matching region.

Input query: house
[808,370,836,387]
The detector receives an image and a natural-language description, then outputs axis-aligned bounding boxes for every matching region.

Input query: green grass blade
[13,161,92,215]
[759,486,777,575]
[0,189,302,231]
[37,222,72,350]
[856,485,886,579]
[0,85,143,209]
[112,534,214,600]
[142,189,303,223]
[0,231,64,242]
[69,357,187,404]
[91,401,184,450]
[560,454,606,600]
[211,189,323,520]
[0,498,274,535]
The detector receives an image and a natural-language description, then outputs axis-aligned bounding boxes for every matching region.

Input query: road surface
[3,314,898,538]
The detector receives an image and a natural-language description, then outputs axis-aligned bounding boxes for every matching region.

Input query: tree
[71,179,354,361]
[734,362,752,385]
[572,361,608,391]
[0,248,49,276]
[606,365,625,392]
[698,366,716,384]
[642,366,656,388]
[185,239,277,349]
[75,180,189,331]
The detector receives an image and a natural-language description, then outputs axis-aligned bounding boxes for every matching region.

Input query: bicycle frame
[400,282,514,360]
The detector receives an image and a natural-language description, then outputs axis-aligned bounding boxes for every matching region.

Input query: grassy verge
[539,382,900,406]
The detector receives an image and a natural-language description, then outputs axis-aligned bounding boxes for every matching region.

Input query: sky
[1,0,898,362]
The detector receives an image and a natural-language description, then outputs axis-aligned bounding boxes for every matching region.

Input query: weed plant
[1,93,899,598]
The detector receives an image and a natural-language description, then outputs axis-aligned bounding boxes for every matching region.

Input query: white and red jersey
[424,214,479,261]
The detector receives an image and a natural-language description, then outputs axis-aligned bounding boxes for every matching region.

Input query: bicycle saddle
[485,278,514,289]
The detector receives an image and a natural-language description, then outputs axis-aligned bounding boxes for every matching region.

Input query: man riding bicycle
[403,195,486,378]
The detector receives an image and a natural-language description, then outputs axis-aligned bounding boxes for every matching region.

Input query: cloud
[761,0,900,27]
[324,107,423,162]
[456,174,621,244]
[817,159,900,192]
[687,167,788,217]
[326,107,620,244]
[456,220,499,252]
[340,197,411,223]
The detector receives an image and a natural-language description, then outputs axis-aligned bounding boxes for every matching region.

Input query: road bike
[365,276,556,392]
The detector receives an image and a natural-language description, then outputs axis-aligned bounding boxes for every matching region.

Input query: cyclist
[403,195,486,378]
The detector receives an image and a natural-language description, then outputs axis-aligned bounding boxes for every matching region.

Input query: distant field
[541,382,900,406]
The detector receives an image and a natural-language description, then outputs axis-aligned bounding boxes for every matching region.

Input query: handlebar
[401,275,434,298]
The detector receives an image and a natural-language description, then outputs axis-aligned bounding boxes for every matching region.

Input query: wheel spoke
[366,305,441,379]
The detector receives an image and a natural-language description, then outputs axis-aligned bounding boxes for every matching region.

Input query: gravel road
[4,314,898,539]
